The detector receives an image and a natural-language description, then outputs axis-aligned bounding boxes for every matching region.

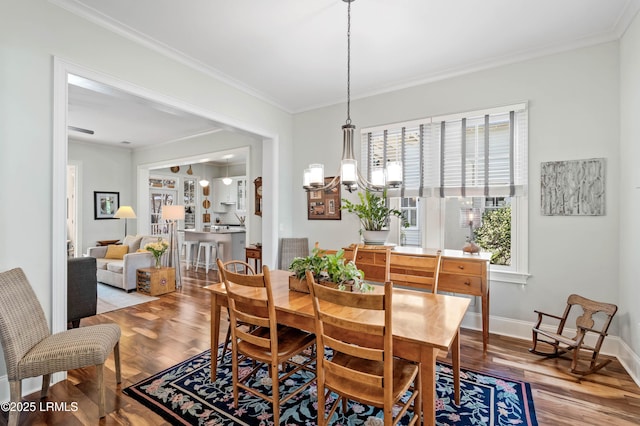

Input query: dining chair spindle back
[217,259,316,425]
[305,270,421,426]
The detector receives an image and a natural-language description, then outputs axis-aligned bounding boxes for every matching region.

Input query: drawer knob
[464,280,471,286]
[458,265,465,270]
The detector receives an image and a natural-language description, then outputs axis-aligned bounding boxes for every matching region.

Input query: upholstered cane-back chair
[217,260,256,360]
[217,259,316,425]
[0,268,121,426]
[529,293,618,375]
[278,237,309,270]
[306,270,421,426]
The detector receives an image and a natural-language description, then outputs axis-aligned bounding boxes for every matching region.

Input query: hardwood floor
[3,268,640,425]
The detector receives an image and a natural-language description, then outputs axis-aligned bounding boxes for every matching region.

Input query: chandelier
[303,0,402,193]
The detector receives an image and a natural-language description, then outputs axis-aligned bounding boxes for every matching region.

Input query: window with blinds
[361,104,530,281]
[361,103,528,198]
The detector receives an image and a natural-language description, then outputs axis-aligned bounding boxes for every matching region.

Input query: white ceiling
[60,0,640,150]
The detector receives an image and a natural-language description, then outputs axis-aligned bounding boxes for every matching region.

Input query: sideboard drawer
[439,273,483,296]
[441,259,484,276]
[355,251,376,265]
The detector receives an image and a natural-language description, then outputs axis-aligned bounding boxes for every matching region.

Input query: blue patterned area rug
[123,347,538,425]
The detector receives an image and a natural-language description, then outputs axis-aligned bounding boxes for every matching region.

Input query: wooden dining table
[204,269,470,426]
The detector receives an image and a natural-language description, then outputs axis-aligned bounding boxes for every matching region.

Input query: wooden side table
[97,239,120,246]
[136,267,176,296]
[245,245,262,271]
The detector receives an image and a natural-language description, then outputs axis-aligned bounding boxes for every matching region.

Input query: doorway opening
[53,58,279,342]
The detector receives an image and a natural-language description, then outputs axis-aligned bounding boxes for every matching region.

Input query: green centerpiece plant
[288,247,372,293]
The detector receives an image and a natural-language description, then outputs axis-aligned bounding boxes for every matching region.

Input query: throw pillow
[122,235,144,252]
[104,245,129,259]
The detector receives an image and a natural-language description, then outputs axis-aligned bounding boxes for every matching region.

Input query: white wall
[0,0,291,385]
[619,10,640,378]
[69,140,135,253]
[293,42,624,338]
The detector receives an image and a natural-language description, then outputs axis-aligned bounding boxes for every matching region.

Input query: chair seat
[17,324,121,380]
[237,326,315,361]
[329,352,419,407]
[532,328,578,347]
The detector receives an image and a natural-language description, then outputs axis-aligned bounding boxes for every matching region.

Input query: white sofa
[87,235,165,292]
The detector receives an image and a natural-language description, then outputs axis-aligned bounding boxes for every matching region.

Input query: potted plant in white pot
[341,190,409,245]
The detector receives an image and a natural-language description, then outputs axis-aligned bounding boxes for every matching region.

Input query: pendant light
[222,159,232,185]
[303,0,402,193]
[199,164,209,187]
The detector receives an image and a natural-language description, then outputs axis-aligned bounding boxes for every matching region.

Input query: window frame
[434,195,529,284]
[364,103,530,284]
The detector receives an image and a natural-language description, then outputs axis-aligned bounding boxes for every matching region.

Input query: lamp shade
[308,163,324,186]
[114,206,136,219]
[162,205,185,221]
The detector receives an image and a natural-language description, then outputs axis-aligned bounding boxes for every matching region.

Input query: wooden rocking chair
[529,294,617,375]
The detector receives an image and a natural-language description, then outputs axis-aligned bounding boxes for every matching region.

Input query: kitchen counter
[183,230,246,263]
[210,227,246,234]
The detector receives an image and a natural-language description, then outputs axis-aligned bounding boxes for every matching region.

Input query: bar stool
[182,240,199,270]
[195,241,219,274]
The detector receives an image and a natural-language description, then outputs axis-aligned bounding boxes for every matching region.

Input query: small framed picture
[307,177,341,220]
[94,191,120,219]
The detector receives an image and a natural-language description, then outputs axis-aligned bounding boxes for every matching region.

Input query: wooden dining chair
[305,270,421,426]
[529,294,618,375]
[217,260,256,360]
[314,241,359,261]
[217,259,316,425]
[388,249,442,293]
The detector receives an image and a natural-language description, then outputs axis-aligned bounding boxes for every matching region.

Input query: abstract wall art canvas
[541,158,605,216]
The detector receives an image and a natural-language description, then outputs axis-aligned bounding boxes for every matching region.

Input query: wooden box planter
[288,275,310,293]
[288,275,352,293]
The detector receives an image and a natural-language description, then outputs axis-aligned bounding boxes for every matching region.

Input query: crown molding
[49,0,292,113]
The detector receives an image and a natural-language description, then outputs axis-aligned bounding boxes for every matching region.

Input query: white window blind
[362,120,429,197]
[362,103,528,198]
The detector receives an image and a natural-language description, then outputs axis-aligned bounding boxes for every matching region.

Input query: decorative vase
[154,255,162,268]
[362,230,390,246]
[462,240,480,255]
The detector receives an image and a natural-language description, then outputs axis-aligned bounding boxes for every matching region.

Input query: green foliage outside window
[474,206,511,266]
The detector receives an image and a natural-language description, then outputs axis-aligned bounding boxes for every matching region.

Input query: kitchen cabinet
[183,177,196,229]
[212,178,236,211]
[213,176,246,212]
[236,178,247,212]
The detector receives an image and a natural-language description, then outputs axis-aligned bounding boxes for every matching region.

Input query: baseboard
[0,372,65,403]
[2,314,639,402]
[460,311,640,387]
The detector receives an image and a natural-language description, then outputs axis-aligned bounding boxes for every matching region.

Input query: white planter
[362,230,390,245]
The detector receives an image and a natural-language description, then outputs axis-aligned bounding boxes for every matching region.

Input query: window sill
[489,269,530,285]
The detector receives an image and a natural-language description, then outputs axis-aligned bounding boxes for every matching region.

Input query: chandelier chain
[346,0,351,125]
[302,0,401,192]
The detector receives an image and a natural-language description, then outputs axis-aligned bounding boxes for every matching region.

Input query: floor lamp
[162,205,185,289]
[114,206,136,240]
